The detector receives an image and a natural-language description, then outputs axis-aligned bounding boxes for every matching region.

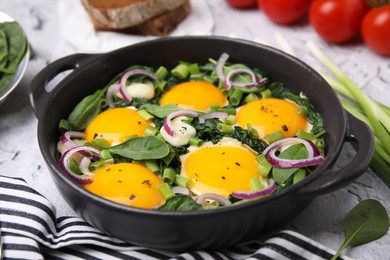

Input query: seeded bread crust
[81,0,188,30]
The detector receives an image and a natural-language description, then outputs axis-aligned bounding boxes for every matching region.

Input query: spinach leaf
[332,199,389,260]
[142,104,180,118]
[68,89,104,130]
[0,30,7,70]
[108,136,170,160]
[158,195,203,211]
[231,126,268,154]
[272,144,308,185]
[0,22,27,93]
[193,118,225,144]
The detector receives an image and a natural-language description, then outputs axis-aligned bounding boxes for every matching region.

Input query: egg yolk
[84,108,150,145]
[236,98,307,138]
[182,146,259,198]
[160,81,226,110]
[84,163,165,209]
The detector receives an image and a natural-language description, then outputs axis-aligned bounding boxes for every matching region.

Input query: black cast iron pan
[29,36,374,250]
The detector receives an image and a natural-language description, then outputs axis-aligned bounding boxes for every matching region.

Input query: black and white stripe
[0,176,351,260]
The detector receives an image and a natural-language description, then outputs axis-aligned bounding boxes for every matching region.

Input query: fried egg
[84,107,151,145]
[160,81,227,110]
[84,162,165,209]
[180,137,260,198]
[236,98,308,139]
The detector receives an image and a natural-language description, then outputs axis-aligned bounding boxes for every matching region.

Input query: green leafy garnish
[158,195,203,211]
[332,199,389,260]
[0,21,27,93]
[142,103,180,118]
[68,89,105,130]
[108,136,170,160]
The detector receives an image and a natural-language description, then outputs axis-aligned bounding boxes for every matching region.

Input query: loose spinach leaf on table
[332,199,389,260]
[272,144,308,185]
[108,136,170,160]
[0,22,27,93]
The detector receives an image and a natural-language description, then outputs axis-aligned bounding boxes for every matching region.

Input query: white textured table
[1,1,389,259]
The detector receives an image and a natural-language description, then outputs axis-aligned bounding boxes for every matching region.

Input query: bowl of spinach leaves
[0,10,29,105]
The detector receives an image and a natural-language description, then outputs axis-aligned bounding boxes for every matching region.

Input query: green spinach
[272,144,308,185]
[158,195,203,211]
[0,21,27,93]
[142,103,180,118]
[68,89,105,130]
[332,199,389,260]
[108,136,170,160]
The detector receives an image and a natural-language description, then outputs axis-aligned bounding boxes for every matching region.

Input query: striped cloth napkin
[0,175,350,260]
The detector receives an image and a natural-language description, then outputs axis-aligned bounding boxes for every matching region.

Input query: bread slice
[81,0,191,35]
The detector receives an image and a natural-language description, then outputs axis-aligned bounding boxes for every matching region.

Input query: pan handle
[296,111,375,197]
[29,53,98,119]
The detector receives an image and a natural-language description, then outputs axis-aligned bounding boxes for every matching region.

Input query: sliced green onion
[188,63,200,75]
[250,176,263,191]
[162,167,176,184]
[156,66,169,80]
[219,107,236,115]
[174,174,189,187]
[157,80,167,91]
[69,159,81,175]
[137,109,154,121]
[297,129,314,141]
[100,149,112,160]
[189,136,203,147]
[158,183,174,199]
[265,131,285,144]
[247,124,259,139]
[217,123,234,133]
[229,89,244,106]
[222,115,236,125]
[171,64,189,79]
[245,93,259,103]
[260,89,272,99]
[145,160,160,173]
[145,125,159,136]
[256,154,272,177]
[210,103,220,111]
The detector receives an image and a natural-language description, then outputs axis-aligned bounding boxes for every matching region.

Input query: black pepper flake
[282,124,289,131]
[118,169,122,172]
[221,176,226,180]
[137,121,141,125]
[129,194,136,200]
[235,162,241,166]
[227,167,230,170]
[221,152,226,155]
[195,173,199,177]
[142,179,151,187]
[118,180,122,183]
[93,133,98,138]
[106,168,111,172]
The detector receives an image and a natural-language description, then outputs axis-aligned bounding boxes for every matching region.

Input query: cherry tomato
[361,5,390,56]
[226,0,257,9]
[309,0,368,43]
[258,0,311,24]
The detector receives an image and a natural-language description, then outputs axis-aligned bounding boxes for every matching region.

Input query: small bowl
[29,36,374,250]
[0,11,29,105]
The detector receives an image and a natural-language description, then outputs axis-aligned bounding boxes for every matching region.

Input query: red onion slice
[262,137,324,169]
[224,68,263,90]
[266,151,325,168]
[172,186,192,196]
[232,179,276,199]
[198,112,229,124]
[119,69,159,104]
[59,146,101,184]
[106,84,121,108]
[195,193,232,206]
[163,110,199,137]
[216,52,229,82]
[59,131,86,149]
